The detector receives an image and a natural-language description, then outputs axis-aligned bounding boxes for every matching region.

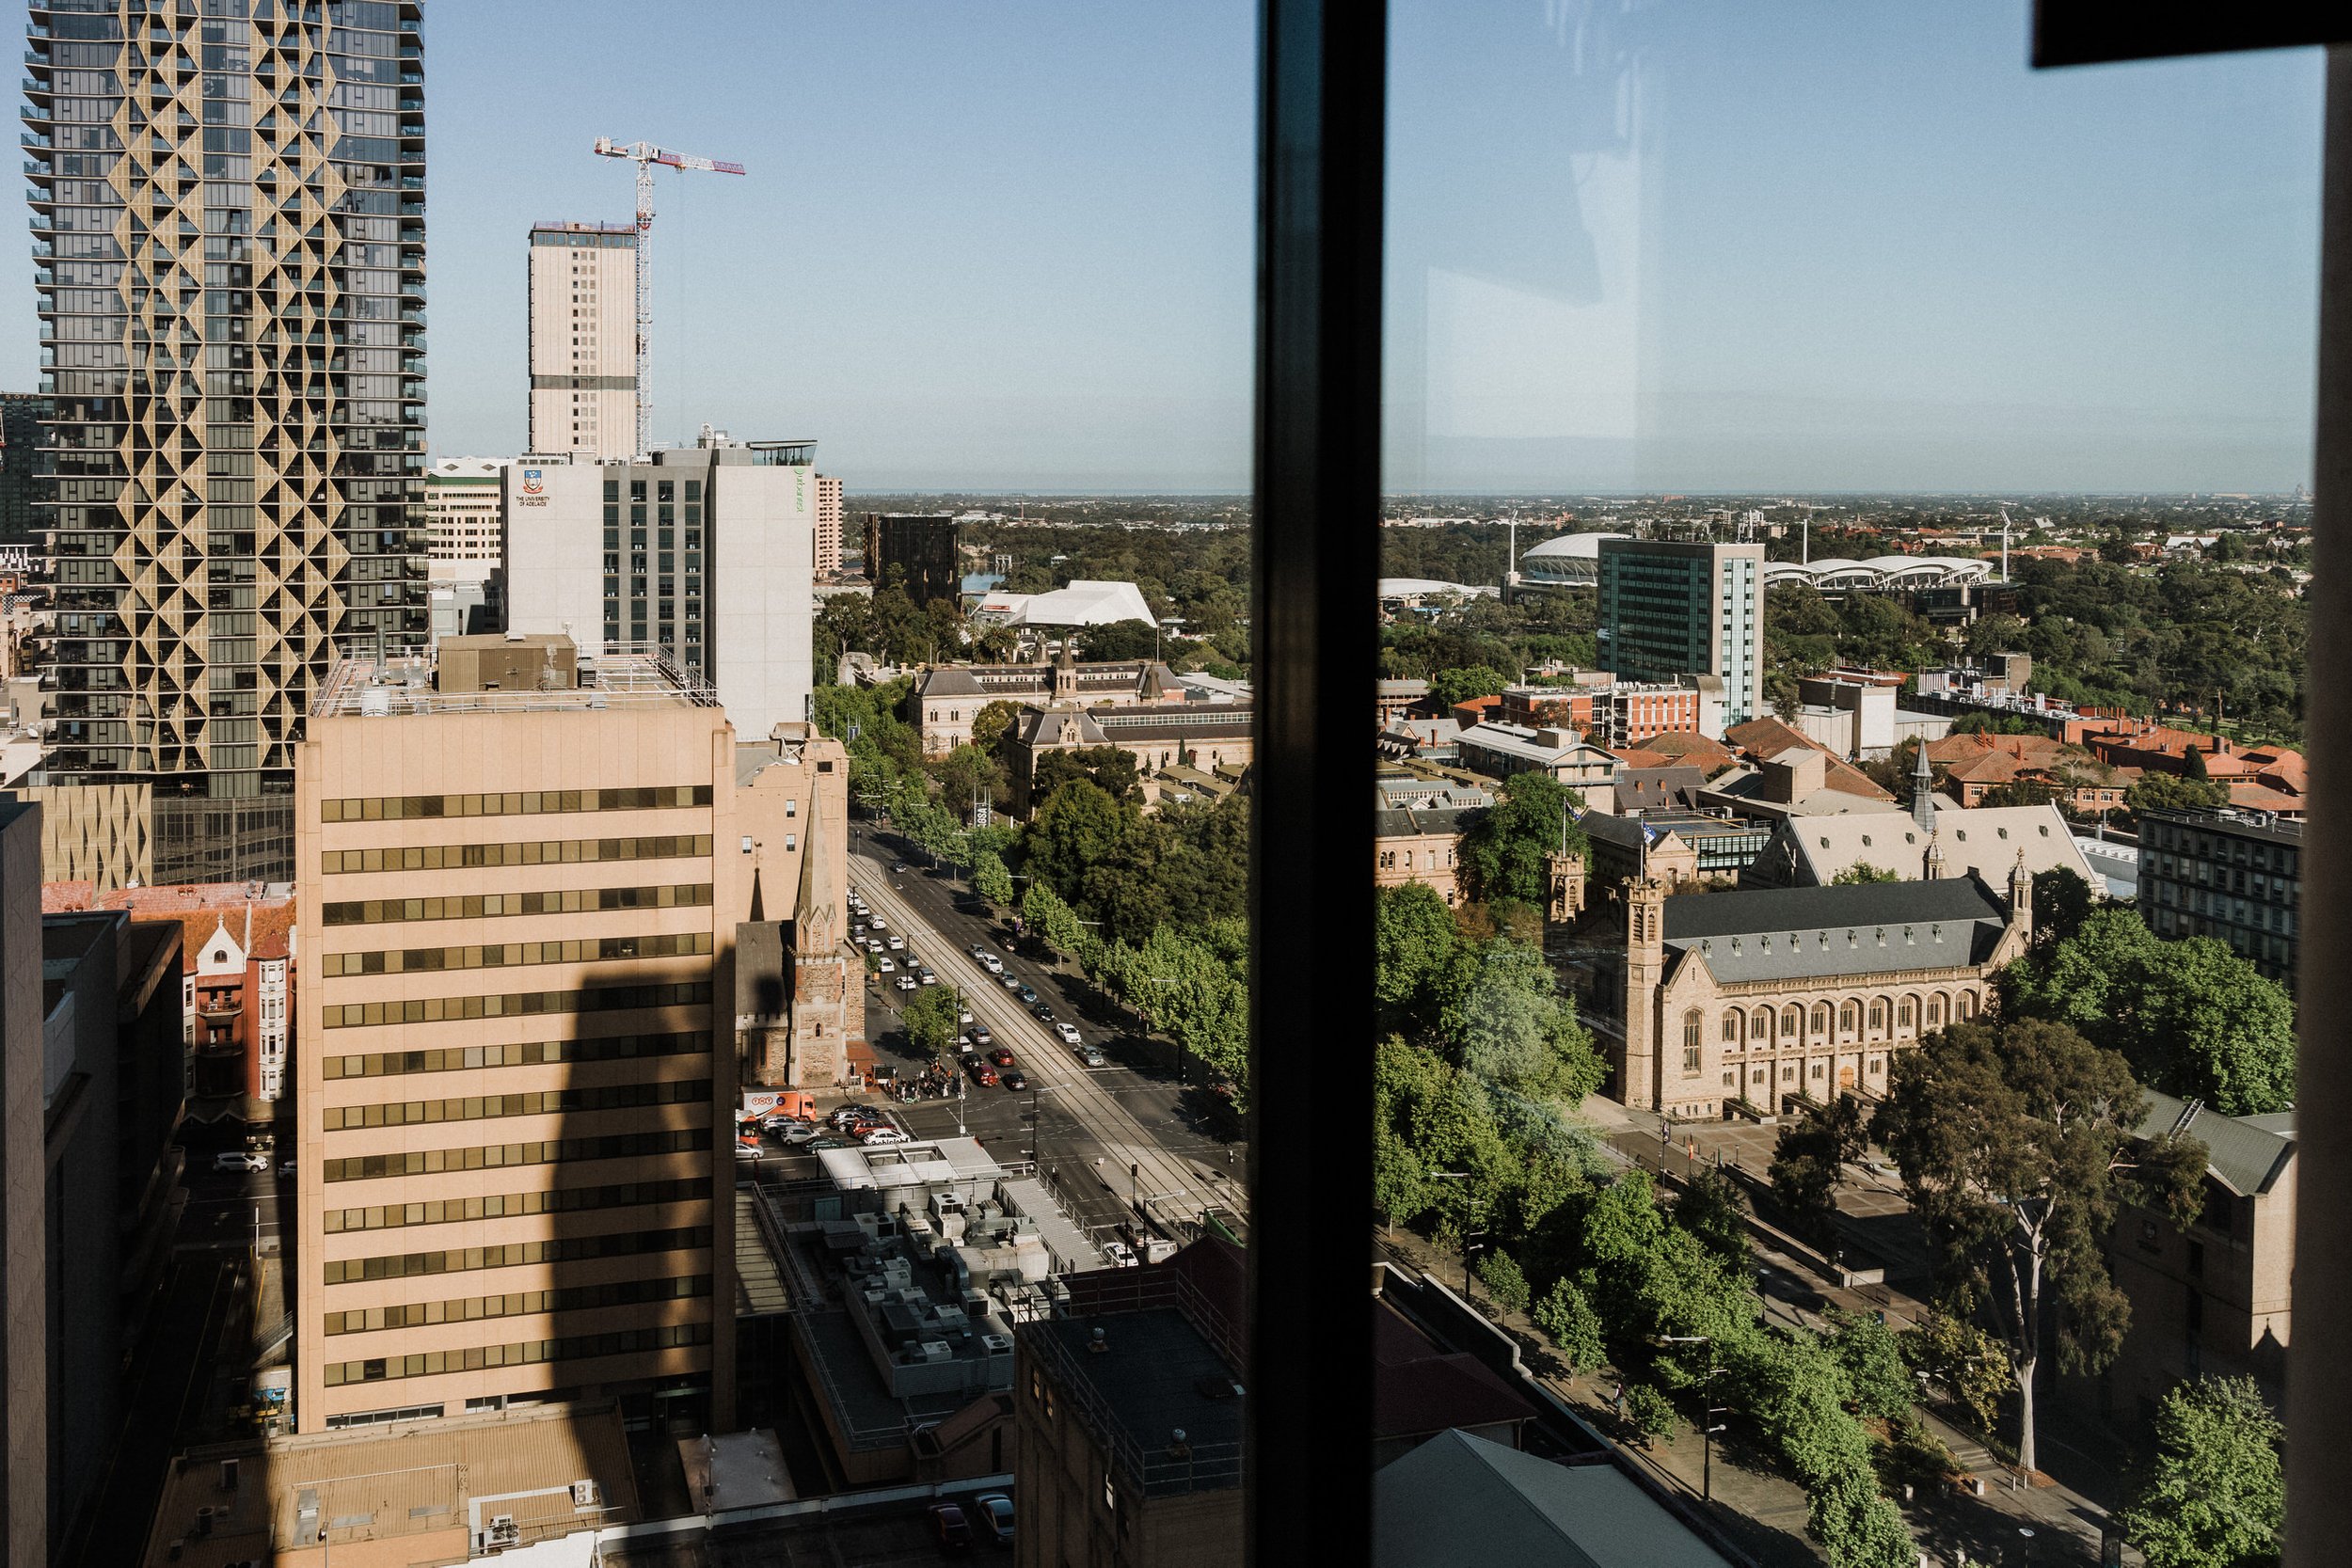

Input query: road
[847,835,1247,1242]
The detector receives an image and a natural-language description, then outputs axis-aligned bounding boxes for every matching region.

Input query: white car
[1103,1240,1138,1268]
[866,938,884,954]
[980,955,1005,975]
[877,957,896,973]
[1000,972,1023,990]
[919,969,938,986]
[857,1127,911,1148]
[959,1007,976,1025]
[886,935,905,951]
[896,974,919,991]
[868,914,887,930]
[970,943,989,960]
[1055,1022,1083,1046]
[214,1150,268,1174]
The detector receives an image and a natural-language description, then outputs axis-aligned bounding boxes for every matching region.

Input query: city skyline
[0,1,2321,494]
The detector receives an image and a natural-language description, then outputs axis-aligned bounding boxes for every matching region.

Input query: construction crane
[591,137,747,456]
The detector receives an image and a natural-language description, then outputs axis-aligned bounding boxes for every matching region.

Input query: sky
[0,1,2325,494]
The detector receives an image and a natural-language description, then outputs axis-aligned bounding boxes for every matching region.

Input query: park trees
[969,698,1023,754]
[1767,1095,1867,1238]
[900,985,961,1061]
[2114,1376,2284,1568]
[1869,1017,2205,1474]
[1429,664,1510,709]
[2004,907,2296,1114]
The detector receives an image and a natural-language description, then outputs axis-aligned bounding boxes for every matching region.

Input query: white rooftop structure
[1760,556,1996,591]
[1517,531,1632,585]
[968,578,1155,627]
[1377,577,1499,602]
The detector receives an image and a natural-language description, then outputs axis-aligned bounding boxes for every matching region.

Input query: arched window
[1682,1010,1703,1073]
[1811,1005,1830,1037]
[1722,1011,1742,1045]
[1782,1005,1802,1040]
[1838,1001,1859,1037]
[1959,990,1979,1019]
[1898,997,1916,1032]
[1868,999,1887,1034]
[1928,993,1947,1027]
[1754,1007,1773,1043]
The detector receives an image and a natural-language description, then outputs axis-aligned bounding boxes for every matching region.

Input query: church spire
[1911,741,1936,835]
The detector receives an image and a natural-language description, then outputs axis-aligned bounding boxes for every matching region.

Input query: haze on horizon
[0,2,2316,496]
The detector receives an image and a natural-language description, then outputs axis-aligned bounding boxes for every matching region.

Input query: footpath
[1428,1098,2137,1568]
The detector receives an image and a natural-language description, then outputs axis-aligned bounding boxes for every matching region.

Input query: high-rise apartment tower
[528,221,638,462]
[1596,539,1765,726]
[813,472,842,578]
[26,0,429,885]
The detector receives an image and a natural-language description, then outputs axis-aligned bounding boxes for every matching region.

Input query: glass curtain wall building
[27,0,426,882]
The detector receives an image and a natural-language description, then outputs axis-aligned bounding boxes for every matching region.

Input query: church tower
[1620,874,1668,1111]
[1052,635,1081,702]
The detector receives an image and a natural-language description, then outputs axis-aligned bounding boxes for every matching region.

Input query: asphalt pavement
[845,831,1247,1243]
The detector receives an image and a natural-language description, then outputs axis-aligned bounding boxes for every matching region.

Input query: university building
[1611,860,2034,1118]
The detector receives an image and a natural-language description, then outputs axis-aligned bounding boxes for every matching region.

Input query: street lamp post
[1660,1335,1728,1501]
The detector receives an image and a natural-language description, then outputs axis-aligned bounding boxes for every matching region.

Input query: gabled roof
[2137,1090,2296,1197]
[1772,802,2100,889]
[1375,805,1482,840]
[1663,877,2010,982]
[1376,1429,1733,1568]
[1724,718,1893,800]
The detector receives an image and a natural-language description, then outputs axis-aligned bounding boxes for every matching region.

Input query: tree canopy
[1429,664,1510,708]
[1869,1016,2204,1474]
[2114,1375,2284,1568]
[2003,907,2296,1114]
[1458,771,1586,907]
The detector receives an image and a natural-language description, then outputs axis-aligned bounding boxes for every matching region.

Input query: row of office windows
[325,1273,711,1336]
[321,883,714,927]
[323,1224,715,1285]
[323,980,713,1030]
[323,835,714,873]
[319,929,714,977]
[320,784,712,822]
[321,1077,711,1132]
[325,1176,712,1235]
[1685,989,1983,1055]
[323,1127,712,1184]
[324,1321,713,1386]
[322,1030,708,1080]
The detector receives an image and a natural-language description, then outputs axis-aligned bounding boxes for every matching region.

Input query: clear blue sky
[0,2,2323,494]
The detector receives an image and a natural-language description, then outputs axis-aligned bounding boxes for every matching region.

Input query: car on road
[214,1151,268,1173]
[827,1107,882,1130]
[278,1159,296,1177]
[999,972,1023,990]
[877,957,896,973]
[1031,1003,1057,1022]
[927,1502,973,1549]
[979,954,1005,974]
[972,1025,993,1046]
[857,1126,911,1148]
[972,1493,1014,1547]
[1016,985,1039,1005]
[868,913,887,930]
[1103,1240,1137,1267]
[919,968,938,985]
[886,935,905,951]
[1054,1022,1084,1046]
[865,938,884,954]
[1073,1043,1107,1068]
[735,1134,762,1160]
[895,974,918,991]
[959,1006,975,1025]
[893,862,910,873]
[968,1060,998,1086]
[990,1047,1017,1068]
[1001,1069,1028,1091]
[807,1136,851,1151]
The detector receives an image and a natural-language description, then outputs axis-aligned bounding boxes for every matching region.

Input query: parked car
[1031,1003,1057,1022]
[886,935,906,951]
[1103,1240,1137,1267]
[215,1151,268,1173]
[1055,1022,1084,1046]
[980,955,1005,974]
[1073,1044,1107,1068]
[919,968,939,986]
[896,974,919,991]
[865,938,884,954]
[959,1006,976,1025]
[969,1061,999,1087]
[1001,1069,1028,1091]
[1017,985,1039,1004]
[868,914,887,930]
[1000,972,1023,990]
[991,1047,1017,1068]
[972,1024,993,1046]
[927,1501,973,1549]
[877,957,895,973]
[972,1493,1015,1547]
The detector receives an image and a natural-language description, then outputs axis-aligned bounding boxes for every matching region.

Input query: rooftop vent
[1089,1326,1108,1354]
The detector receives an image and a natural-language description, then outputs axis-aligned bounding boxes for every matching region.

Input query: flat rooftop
[312,643,716,718]
[1031,1307,1244,1497]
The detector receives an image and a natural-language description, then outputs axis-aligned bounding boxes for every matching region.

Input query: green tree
[970,698,1022,754]
[1475,1248,1531,1314]
[2128,771,2232,815]
[1375,882,1468,1034]
[2005,907,2296,1114]
[1111,925,1250,1093]
[1533,1278,1605,1374]
[1673,1165,1751,1266]
[1022,780,1133,900]
[1768,1096,1866,1236]
[2114,1375,2284,1568]
[2030,866,2096,949]
[1032,745,1143,808]
[2184,743,2211,781]
[1429,664,1510,709]
[1831,862,1900,885]
[1021,879,1092,959]
[1073,618,1161,662]
[1869,1017,2206,1473]
[1624,1383,1677,1446]
[1439,940,1605,1105]
[1824,1309,1913,1420]
[1899,1312,2010,1433]
[900,986,961,1060]
[1458,771,1585,907]
[971,850,1015,909]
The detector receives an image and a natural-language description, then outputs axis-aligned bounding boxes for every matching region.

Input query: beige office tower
[814,474,844,578]
[293,639,742,1433]
[528,222,640,461]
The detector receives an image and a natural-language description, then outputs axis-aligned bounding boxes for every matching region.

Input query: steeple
[1924,829,1946,880]
[2009,847,2035,942]
[1052,634,1080,701]
[1910,741,1936,836]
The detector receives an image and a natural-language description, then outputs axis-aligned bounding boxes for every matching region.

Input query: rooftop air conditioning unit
[570,1480,599,1508]
[478,1514,521,1552]
[982,1333,1013,1354]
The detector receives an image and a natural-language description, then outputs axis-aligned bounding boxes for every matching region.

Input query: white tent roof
[969,578,1155,626]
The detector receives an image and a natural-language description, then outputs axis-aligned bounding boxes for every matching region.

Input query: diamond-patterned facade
[28,0,426,881]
